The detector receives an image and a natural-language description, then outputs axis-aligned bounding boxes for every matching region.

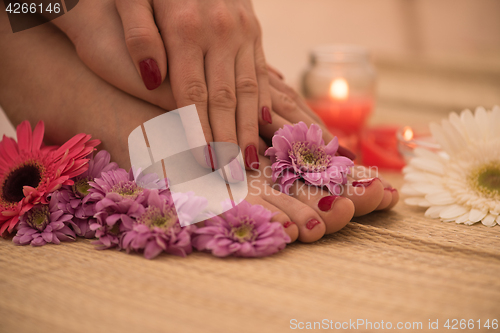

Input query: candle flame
[329,78,349,100]
[403,127,414,141]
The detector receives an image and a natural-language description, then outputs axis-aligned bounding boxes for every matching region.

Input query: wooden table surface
[1,62,499,333]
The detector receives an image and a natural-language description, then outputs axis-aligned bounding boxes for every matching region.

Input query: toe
[317,196,354,234]
[383,188,399,211]
[245,195,298,243]
[262,185,326,243]
[375,188,393,210]
[292,185,354,234]
[341,177,385,217]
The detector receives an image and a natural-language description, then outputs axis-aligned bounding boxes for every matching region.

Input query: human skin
[56,0,271,172]
[0,18,397,243]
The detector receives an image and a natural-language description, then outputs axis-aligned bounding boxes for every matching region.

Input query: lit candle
[330,78,349,100]
[360,126,406,170]
[397,125,441,162]
[307,78,373,136]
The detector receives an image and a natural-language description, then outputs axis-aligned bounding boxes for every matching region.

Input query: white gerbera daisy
[402,106,500,227]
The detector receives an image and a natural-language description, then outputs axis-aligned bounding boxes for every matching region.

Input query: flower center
[73,177,91,197]
[25,205,49,231]
[290,142,331,172]
[230,219,256,242]
[111,181,143,198]
[1,163,42,203]
[138,205,177,230]
[469,162,500,199]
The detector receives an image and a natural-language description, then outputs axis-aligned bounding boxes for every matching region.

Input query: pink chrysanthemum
[265,122,353,195]
[89,169,168,249]
[192,200,290,257]
[56,150,118,238]
[120,189,207,259]
[13,195,75,246]
[0,121,99,234]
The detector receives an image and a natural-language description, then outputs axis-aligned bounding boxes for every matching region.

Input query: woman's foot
[0,21,398,245]
[244,158,398,243]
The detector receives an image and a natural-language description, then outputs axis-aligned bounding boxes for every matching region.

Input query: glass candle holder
[302,45,376,138]
[396,125,441,162]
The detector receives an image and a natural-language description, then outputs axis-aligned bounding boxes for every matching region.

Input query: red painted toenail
[283,221,295,228]
[384,186,397,192]
[352,177,378,187]
[306,219,320,230]
[318,195,339,212]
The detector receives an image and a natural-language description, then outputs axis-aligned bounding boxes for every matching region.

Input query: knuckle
[174,12,202,37]
[255,61,268,78]
[236,7,255,31]
[210,85,237,109]
[236,77,258,95]
[124,26,157,51]
[183,80,208,104]
[210,9,235,35]
[215,130,238,145]
[279,93,297,113]
[239,119,259,135]
[285,86,300,101]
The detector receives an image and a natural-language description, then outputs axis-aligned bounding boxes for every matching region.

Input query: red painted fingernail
[352,177,378,187]
[306,219,320,230]
[385,187,397,193]
[318,195,339,212]
[262,106,272,124]
[283,221,295,228]
[337,145,356,160]
[244,145,259,169]
[139,59,161,90]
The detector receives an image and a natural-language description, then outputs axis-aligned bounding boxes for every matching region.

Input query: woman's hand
[52,0,352,163]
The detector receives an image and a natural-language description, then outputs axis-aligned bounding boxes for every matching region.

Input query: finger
[270,85,321,129]
[167,43,211,148]
[254,38,274,127]
[53,2,176,111]
[204,48,241,168]
[258,137,268,156]
[268,70,322,125]
[268,74,356,160]
[115,0,166,90]
[258,111,292,140]
[266,64,284,80]
[235,44,260,170]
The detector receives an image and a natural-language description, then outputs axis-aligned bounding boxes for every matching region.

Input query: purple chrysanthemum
[89,168,168,249]
[192,200,290,257]
[120,189,207,259]
[13,195,75,246]
[56,150,118,238]
[265,122,354,195]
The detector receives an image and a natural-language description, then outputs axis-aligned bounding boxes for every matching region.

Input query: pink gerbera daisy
[120,189,207,259]
[0,121,99,234]
[265,122,353,195]
[192,200,290,257]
